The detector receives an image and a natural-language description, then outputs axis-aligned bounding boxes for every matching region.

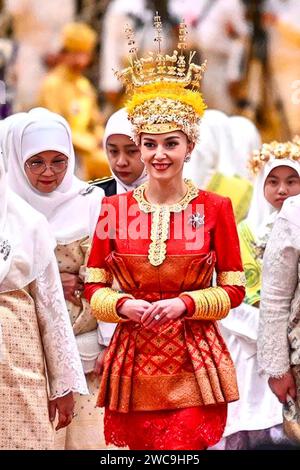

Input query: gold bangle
[90,287,133,322]
[181,287,231,320]
[204,289,218,319]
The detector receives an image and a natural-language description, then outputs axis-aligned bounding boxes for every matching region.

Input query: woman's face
[24,150,68,193]
[264,165,300,209]
[140,130,194,182]
[106,134,144,185]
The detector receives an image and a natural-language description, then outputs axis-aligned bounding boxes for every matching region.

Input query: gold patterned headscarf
[115,13,207,143]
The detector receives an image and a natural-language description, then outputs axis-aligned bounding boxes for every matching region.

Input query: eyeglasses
[25,158,68,175]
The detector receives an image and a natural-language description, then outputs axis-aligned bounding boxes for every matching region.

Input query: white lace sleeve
[30,256,88,399]
[258,217,299,377]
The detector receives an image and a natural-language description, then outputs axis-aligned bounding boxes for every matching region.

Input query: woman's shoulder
[102,190,133,205]
[197,189,232,208]
[11,191,48,226]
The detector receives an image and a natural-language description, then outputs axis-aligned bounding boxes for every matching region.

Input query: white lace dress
[0,254,88,450]
[258,213,300,442]
[212,218,283,450]
[258,216,300,377]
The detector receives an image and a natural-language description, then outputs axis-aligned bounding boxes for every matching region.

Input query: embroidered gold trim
[85,267,113,285]
[133,179,199,266]
[90,287,133,323]
[217,271,246,287]
[181,287,231,320]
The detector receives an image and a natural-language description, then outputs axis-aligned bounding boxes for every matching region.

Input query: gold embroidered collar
[133,179,199,266]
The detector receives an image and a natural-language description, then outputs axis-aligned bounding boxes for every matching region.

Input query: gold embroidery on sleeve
[217,271,246,286]
[85,267,113,285]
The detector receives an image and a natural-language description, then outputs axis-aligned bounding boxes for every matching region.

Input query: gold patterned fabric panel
[54,374,105,450]
[86,267,113,285]
[181,287,231,320]
[217,271,246,287]
[100,374,205,412]
[97,318,238,412]
[90,288,133,323]
[0,290,54,449]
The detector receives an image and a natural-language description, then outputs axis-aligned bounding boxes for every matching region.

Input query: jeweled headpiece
[249,136,300,175]
[115,13,207,143]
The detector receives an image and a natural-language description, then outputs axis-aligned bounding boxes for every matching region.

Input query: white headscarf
[229,116,261,180]
[0,143,56,292]
[103,108,148,194]
[5,108,104,244]
[183,109,236,188]
[246,158,300,238]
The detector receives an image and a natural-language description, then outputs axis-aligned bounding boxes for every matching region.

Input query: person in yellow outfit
[38,22,111,180]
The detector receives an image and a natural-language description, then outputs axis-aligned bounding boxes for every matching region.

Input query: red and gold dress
[84,179,245,450]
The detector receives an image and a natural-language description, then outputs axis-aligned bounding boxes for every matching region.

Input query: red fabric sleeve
[84,196,115,302]
[180,294,195,317]
[84,282,104,303]
[213,197,245,308]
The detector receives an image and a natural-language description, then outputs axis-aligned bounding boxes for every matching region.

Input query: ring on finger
[154,314,160,320]
[74,289,81,299]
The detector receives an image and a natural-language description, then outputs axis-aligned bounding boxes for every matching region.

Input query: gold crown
[249,137,300,175]
[115,13,207,143]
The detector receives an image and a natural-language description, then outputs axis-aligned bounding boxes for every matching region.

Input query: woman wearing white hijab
[0,143,88,450]
[4,107,105,450]
[215,140,300,449]
[93,107,147,196]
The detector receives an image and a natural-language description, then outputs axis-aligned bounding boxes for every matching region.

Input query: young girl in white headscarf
[93,107,147,196]
[0,133,87,450]
[3,107,105,450]
[215,139,300,449]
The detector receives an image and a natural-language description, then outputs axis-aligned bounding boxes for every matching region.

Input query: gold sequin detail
[181,287,231,320]
[85,267,113,285]
[90,288,133,323]
[133,179,199,266]
[249,138,300,175]
[217,271,246,287]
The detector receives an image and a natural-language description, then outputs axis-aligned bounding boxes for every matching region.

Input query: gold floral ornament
[115,13,207,143]
[249,137,300,175]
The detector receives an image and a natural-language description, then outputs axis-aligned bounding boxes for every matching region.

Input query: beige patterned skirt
[0,289,54,450]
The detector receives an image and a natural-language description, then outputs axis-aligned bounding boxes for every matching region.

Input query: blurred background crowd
[0,0,300,181]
